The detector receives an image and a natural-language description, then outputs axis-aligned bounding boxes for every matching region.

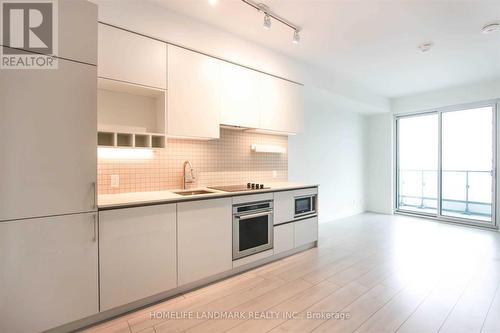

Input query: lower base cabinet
[0,213,99,333]
[274,223,295,254]
[294,217,318,247]
[99,204,177,311]
[177,198,232,286]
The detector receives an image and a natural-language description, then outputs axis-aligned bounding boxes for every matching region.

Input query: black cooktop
[208,183,270,192]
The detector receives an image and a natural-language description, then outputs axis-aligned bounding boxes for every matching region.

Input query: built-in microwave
[294,194,317,218]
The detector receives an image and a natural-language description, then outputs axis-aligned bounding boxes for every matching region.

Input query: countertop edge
[98,184,319,211]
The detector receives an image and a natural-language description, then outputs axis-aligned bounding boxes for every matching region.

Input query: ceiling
[148,0,500,99]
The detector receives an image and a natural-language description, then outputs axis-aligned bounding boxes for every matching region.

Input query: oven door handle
[236,210,272,220]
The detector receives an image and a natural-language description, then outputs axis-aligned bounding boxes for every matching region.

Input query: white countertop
[98,182,318,209]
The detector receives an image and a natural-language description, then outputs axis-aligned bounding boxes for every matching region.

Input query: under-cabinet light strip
[98,147,154,160]
[251,144,286,153]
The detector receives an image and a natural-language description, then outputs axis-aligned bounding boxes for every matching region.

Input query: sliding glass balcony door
[397,113,438,215]
[441,107,494,222]
[396,103,497,227]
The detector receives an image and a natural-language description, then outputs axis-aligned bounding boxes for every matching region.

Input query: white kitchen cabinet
[177,198,232,286]
[294,217,318,247]
[219,61,260,128]
[274,188,318,225]
[274,223,295,254]
[258,74,304,134]
[0,213,99,333]
[59,0,98,65]
[3,0,97,65]
[167,45,221,139]
[99,204,177,311]
[97,78,167,148]
[98,23,167,89]
[0,55,97,221]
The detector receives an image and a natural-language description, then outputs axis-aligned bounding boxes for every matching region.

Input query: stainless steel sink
[173,190,214,196]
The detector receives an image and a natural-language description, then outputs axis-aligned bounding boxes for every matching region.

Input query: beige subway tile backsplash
[97,128,288,194]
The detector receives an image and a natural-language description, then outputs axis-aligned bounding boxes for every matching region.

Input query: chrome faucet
[183,160,196,189]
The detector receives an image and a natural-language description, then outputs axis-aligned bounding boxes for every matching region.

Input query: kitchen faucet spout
[183,160,196,189]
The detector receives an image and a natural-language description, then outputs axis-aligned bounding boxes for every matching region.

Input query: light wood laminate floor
[82,213,500,333]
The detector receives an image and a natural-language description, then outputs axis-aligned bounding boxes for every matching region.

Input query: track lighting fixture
[241,0,301,44]
[263,13,271,29]
[292,30,300,44]
[418,42,433,53]
[481,23,499,34]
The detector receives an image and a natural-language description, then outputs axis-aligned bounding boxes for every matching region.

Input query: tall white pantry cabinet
[0,1,99,333]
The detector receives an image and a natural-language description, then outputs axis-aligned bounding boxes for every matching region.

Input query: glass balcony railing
[397,169,492,221]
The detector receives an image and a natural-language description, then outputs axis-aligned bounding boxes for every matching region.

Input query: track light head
[418,42,433,53]
[292,30,300,44]
[246,2,301,42]
[482,22,499,34]
[263,14,271,29]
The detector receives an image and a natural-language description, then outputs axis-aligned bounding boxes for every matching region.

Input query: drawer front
[274,223,294,254]
[294,217,318,247]
[232,192,273,205]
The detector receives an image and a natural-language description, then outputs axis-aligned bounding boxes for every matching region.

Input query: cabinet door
[3,0,97,65]
[274,223,294,254]
[294,217,318,247]
[99,204,177,311]
[0,55,97,221]
[98,24,167,89]
[0,213,99,333]
[59,0,98,65]
[167,45,221,139]
[178,198,232,286]
[258,74,304,134]
[219,62,260,128]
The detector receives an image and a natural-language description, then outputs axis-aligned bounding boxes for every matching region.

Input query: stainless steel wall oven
[232,200,273,260]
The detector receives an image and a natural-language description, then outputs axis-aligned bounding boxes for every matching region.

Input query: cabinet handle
[92,214,97,242]
[92,182,97,209]
[236,210,273,220]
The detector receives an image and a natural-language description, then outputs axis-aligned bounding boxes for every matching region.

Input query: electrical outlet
[111,175,119,188]
[272,170,277,178]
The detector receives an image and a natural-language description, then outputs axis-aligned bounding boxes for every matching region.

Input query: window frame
[394,100,499,229]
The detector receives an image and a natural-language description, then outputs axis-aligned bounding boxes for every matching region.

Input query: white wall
[392,79,500,114]
[365,79,500,215]
[365,113,393,214]
[289,86,366,222]
[92,0,385,221]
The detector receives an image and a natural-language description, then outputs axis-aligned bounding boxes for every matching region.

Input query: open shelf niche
[97,77,166,148]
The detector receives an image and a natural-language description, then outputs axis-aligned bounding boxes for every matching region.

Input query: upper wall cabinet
[59,0,98,65]
[167,45,221,139]
[219,61,261,129]
[98,24,167,89]
[4,0,97,65]
[258,74,304,134]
